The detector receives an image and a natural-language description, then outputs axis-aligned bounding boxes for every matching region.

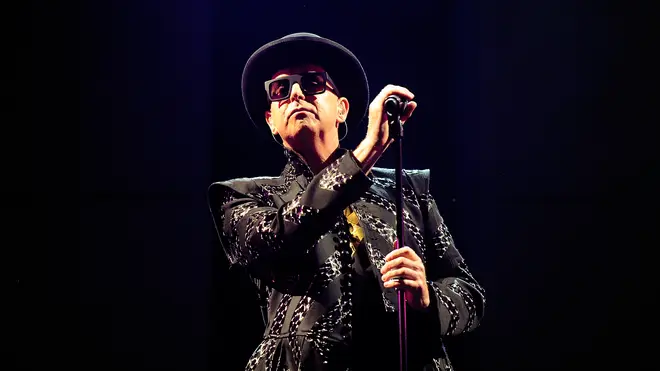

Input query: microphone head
[384,95,406,116]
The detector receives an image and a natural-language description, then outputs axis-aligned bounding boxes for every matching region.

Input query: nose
[290,82,305,101]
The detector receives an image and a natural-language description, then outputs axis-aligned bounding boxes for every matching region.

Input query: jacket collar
[281,146,349,186]
[282,149,315,184]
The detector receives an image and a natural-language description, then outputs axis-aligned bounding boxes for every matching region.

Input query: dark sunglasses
[264,71,339,102]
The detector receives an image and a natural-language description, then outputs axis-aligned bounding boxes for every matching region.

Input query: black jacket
[208,148,485,371]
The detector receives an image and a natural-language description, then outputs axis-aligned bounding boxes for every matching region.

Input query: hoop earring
[270,131,286,149]
[339,121,348,142]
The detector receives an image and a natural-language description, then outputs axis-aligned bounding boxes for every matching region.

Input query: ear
[264,110,278,135]
[336,97,350,125]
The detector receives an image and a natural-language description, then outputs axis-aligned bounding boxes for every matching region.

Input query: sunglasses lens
[269,79,290,100]
[301,73,326,94]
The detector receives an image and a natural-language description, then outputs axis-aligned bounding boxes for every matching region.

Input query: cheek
[316,108,332,125]
[273,118,286,134]
[272,107,287,128]
[317,100,339,125]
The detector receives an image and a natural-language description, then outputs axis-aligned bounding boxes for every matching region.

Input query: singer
[208,33,485,371]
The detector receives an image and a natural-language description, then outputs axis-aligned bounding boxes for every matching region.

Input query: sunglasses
[264,71,339,102]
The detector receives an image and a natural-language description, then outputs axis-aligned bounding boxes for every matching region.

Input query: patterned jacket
[208,148,486,371]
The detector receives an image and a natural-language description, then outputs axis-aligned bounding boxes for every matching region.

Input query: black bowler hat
[241,32,370,132]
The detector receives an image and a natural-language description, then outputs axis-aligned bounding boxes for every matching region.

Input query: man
[208,33,485,371]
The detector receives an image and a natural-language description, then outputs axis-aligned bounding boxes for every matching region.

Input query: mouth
[289,108,314,119]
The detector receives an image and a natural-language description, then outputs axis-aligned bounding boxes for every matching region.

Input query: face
[264,64,349,152]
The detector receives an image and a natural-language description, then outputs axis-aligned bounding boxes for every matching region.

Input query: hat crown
[280,32,321,39]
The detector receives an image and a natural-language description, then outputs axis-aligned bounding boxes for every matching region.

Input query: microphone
[384,95,408,117]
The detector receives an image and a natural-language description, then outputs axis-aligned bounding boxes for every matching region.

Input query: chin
[290,116,316,127]
[285,127,316,149]
[289,118,318,133]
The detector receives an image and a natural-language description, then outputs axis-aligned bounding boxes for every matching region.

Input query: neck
[286,137,339,173]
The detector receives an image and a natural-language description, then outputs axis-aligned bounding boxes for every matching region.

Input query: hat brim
[241,34,369,134]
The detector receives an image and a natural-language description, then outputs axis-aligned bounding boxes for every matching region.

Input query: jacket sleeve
[208,149,373,280]
[407,171,486,338]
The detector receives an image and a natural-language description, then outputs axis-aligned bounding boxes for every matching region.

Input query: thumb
[401,101,417,123]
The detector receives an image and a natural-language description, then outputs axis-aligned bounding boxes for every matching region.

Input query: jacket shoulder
[370,167,431,195]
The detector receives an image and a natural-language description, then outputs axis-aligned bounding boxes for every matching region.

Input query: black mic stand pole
[385,95,408,371]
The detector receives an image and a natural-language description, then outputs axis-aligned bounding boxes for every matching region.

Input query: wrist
[353,138,384,174]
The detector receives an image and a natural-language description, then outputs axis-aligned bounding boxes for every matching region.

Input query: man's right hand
[353,85,417,174]
[366,84,417,148]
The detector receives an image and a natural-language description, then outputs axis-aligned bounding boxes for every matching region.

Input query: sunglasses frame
[264,71,339,102]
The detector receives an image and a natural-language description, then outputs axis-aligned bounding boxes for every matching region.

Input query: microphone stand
[385,96,407,371]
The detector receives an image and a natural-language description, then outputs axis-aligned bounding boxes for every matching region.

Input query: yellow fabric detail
[344,206,364,256]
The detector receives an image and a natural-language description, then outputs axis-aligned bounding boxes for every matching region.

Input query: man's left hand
[380,242,431,311]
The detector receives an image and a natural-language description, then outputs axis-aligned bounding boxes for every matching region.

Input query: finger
[383,278,422,289]
[371,85,415,107]
[382,267,419,283]
[385,245,421,263]
[380,254,424,274]
[381,264,425,281]
[378,84,415,101]
[380,256,405,274]
[400,101,417,124]
[380,256,418,275]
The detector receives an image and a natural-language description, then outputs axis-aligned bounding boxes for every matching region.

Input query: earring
[270,131,286,149]
[339,121,348,141]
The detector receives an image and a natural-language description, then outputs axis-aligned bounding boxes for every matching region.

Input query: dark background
[22,0,655,370]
